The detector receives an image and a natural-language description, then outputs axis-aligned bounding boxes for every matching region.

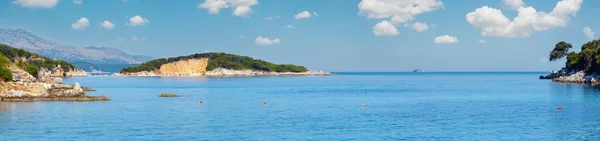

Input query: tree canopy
[121,52,309,73]
[549,41,573,61]
[557,39,600,72]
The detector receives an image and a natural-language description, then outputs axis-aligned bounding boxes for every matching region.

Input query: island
[0,44,108,102]
[541,38,600,84]
[118,52,331,76]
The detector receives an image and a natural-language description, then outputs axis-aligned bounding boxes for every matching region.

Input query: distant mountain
[0,29,153,71]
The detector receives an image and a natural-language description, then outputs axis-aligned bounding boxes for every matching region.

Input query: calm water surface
[2,72,600,140]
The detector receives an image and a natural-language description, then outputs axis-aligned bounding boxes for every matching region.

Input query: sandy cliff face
[157,58,208,75]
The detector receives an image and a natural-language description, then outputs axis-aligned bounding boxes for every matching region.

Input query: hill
[0,29,153,71]
[0,44,107,102]
[121,52,309,74]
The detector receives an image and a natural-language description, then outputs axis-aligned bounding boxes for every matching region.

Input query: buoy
[558,106,562,110]
[361,104,365,107]
[200,100,203,104]
[264,102,267,105]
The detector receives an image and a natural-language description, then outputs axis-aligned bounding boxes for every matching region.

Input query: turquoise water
[2,72,600,140]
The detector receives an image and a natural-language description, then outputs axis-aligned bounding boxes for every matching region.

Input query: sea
[2,72,600,140]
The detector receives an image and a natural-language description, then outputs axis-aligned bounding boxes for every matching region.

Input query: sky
[0,0,599,72]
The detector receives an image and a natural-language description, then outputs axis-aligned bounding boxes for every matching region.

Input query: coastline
[117,68,333,77]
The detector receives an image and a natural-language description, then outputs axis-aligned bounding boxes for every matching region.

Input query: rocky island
[119,52,331,77]
[541,39,600,84]
[0,44,108,102]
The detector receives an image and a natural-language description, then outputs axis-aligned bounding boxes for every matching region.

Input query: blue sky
[0,0,599,71]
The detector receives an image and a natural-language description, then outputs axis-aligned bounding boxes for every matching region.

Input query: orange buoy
[558,106,562,110]
[200,100,203,104]
[264,102,267,105]
[361,104,365,107]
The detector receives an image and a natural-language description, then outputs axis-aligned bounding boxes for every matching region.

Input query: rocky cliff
[157,58,208,76]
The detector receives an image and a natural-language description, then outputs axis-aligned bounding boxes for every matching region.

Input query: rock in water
[159,93,178,97]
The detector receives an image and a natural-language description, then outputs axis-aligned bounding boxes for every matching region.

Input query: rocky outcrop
[1,67,107,102]
[552,71,600,84]
[540,68,574,79]
[157,58,208,76]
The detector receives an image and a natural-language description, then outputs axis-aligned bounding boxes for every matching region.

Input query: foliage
[0,54,12,81]
[549,41,573,61]
[121,52,309,73]
[561,39,600,72]
[0,44,76,76]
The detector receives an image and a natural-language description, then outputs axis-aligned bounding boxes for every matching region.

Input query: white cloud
[73,0,82,4]
[405,22,429,32]
[198,0,258,17]
[12,0,58,8]
[503,0,525,10]
[71,17,90,30]
[240,35,246,39]
[479,40,486,43]
[117,38,126,42]
[313,12,318,16]
[286,24,295,29]
[233,6,253,17]
[584,27,595,40]
[132,36,146,41]
[358,0,443,24]
[264,17,273,20]
[99,20,114,29]
[294,11,312,19]
[255,36,280,45]
[434,35,459,44]
[373,20,399,36]
[127,15,149,26]
[466,0,583,38]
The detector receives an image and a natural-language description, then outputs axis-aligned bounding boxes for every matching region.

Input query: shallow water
[2,72,600,140]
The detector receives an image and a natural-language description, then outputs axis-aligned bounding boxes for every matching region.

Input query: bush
[0,66,12,81]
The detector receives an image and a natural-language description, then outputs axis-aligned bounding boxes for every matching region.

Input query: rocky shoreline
[540,68,600,84]
[1,66,107,102]
[117,68,332,77]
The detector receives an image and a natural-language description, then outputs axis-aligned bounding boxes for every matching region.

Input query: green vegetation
[121,52,309,73]
[0,44,76,77]
[0,54,13,81]
[551,39,600,72]
[549,41,573,61]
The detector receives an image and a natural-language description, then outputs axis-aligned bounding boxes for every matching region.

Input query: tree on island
[549,39,600,73]
[549,41,572,61]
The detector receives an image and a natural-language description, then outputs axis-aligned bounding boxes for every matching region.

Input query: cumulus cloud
[358,0,443,24]
[255,36,280,45]
[405,22,430,32]
[503,0,525,10]
[373,20,399,36]
[313,12,318,16]
[99,20,114,29]
[73,0,82,4]
[479,40,486,43]
[128,15,149,26]
[71,17,90,30]
[466,0,583,38]
[286,24,295,29]
[12,0,58,8]
[198,0,258,17]
[434,35,459,44]
[294,11,312,19]
[584,27,595,40]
